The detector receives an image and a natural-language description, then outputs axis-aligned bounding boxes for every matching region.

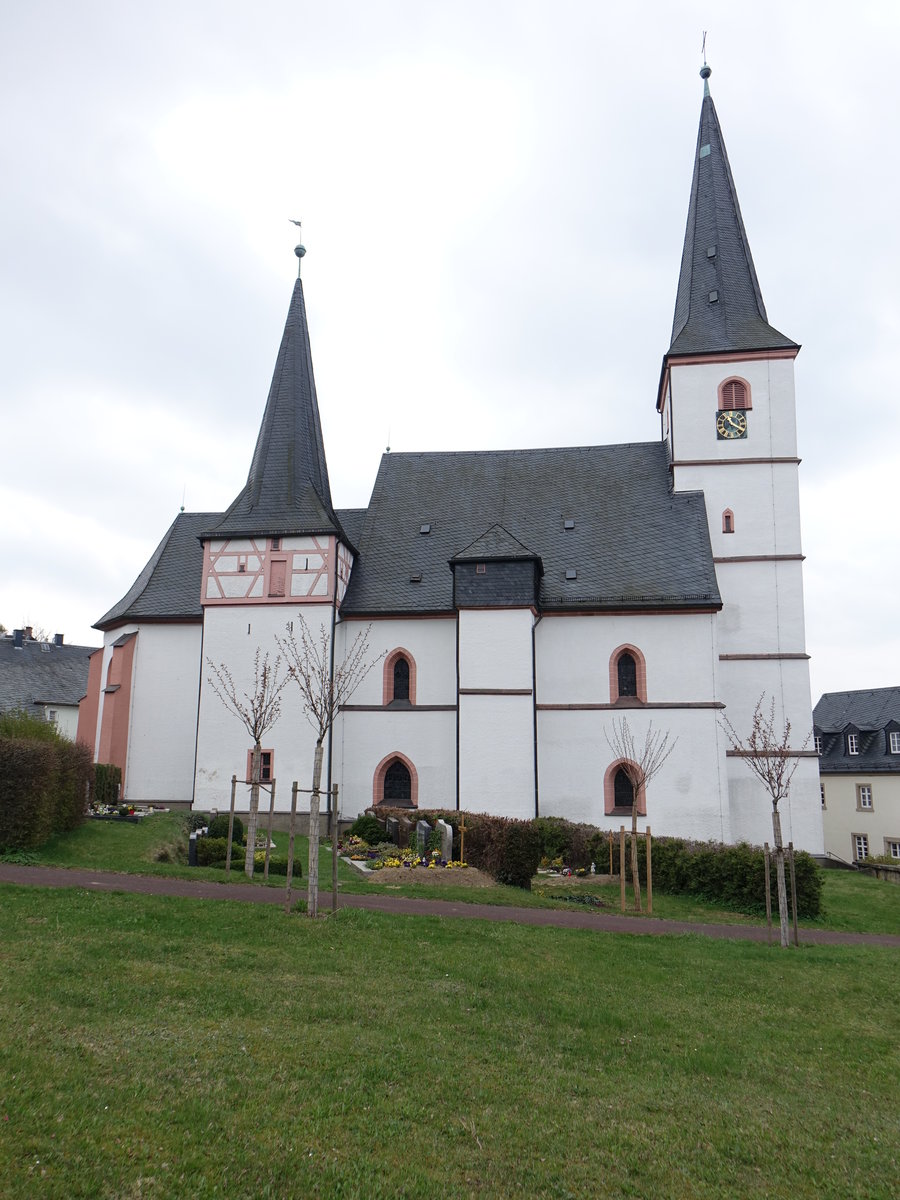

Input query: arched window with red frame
[609,645,647,703]
[383,648,417,705]
[717,377,751,410]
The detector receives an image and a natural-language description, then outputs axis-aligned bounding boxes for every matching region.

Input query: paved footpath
[1,863,898,947]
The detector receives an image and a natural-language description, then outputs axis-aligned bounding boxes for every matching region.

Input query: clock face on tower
[716,409,748,439]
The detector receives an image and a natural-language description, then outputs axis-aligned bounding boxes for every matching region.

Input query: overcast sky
[2,1,898,704]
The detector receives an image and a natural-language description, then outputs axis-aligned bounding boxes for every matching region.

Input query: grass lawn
[0,886,897,1199]
[11,814,900,934]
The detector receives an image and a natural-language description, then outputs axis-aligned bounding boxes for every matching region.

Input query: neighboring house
[77,67,823,852]
[814,688,900,864]
[0,628,97,740]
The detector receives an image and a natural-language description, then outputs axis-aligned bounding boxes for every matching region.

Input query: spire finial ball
[700,65,711,80]
[295,244,306,259]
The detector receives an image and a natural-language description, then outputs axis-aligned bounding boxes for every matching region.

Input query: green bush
[94,763,122,805]
[186,811,210,832]
[0,709,61,741]
[196,837,236,867]
[533,817,596,869]
[349,814,385,846]
[0,726,92,852]
[208,814,243,843]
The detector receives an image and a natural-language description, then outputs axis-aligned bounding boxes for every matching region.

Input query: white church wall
[538,706,730,841]
[335,616,457,706]
[677,463,803,556]
[335,708,456,817]
[458,609,534,691]
[728,760,824,853]
[536,612,718,704]
[195,605,333,813]
[459,694,535,819]
[714,561,807,653]
[126,623,202,803]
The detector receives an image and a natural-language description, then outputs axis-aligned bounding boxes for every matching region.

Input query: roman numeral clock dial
[716,409,748,439]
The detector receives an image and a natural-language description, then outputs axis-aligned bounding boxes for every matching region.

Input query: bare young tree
[604,718,677,912]
[277,616,382,917]
[206,649,289,878]
[721,695,809,948]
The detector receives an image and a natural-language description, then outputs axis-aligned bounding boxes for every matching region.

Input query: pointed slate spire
[207,258,344,540]
[668,67,797,357]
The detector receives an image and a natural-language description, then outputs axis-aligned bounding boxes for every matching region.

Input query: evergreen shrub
[195,837,233,867]
[349,813,385,845]
[93,763,122,805]
[207,814,243,843]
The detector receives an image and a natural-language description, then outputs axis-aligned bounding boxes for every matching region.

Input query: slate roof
[451,523,542,565]
[0,635,97,714]
[814,687,900,775]
[340,441,720,615]
[96,512,215,630]
[668,70,797,358]
[204,277,348,542]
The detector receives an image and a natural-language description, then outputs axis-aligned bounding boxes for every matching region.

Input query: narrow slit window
[722,509,735,534]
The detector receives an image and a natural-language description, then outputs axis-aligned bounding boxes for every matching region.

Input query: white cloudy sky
[1,0,898,703]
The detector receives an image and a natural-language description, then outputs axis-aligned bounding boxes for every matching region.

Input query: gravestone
[416,820,432,856]
[398,817,413,848]
[436,818,453,862]
[386,816,400,845]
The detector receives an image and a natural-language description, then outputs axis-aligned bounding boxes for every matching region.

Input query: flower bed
[339,836,467,872]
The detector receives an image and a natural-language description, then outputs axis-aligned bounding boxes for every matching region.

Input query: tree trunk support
[645,825,652,915]
[788,841,800,947]
[619,826,626,913]
[331,784,339,914]
[263,779,276,881]
[285,781,299,914]
[308,740,324,918]
[772,809,790,948]
[763,842,773,944]
[226,775,237,877]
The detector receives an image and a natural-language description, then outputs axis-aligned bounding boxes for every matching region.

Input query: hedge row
[198,838,301,877]
[629,836,822,919]
[366,807,822,913]
[0,731,93,851]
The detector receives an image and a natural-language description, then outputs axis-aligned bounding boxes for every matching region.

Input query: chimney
[13,629,24,649]
[54,633,64,646]
[23,625,33,641]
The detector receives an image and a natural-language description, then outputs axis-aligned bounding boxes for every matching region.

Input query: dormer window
[890,731,900,754]
[814,735,822,755]
[847,733,859,756]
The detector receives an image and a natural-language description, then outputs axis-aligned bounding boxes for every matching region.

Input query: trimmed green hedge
[369,807,822,913]
[94,763,121,805]
[0,719,93,851]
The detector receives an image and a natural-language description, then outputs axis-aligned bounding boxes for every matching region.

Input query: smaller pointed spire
[206,249,344,541]
[668,66,797,358]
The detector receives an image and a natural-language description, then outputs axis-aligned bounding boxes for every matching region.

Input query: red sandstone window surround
[609,644,647,704]
[717,377,751,410]
[383,648,417,705]
[372,751,419,807]
[722,509,735,534]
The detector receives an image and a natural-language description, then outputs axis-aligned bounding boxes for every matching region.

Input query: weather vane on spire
[289,218,306,276]
[700,31,711,88]
[701,31,708,66]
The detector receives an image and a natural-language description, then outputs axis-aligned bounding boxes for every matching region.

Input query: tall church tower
[658,67,822,850]
[194,246,355,810]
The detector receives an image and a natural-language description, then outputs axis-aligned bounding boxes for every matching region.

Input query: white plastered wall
[820,772,900,863]
[125,623,203,803]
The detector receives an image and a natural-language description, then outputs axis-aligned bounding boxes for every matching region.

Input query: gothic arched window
[393,657,410,702]
[383,759,412,803]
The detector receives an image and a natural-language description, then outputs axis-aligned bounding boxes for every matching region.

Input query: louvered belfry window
[720,379,748,410]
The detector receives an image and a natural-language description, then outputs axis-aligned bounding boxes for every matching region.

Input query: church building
[78,68,824,852]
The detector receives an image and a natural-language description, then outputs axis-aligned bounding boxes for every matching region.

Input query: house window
[48,709,58,726]
[814,735,822,755]
[820,784,826,808]
[271,537,281,550]
[722,509,734,534]
[383,649,416,705]
[890,731,900,754]
[856,785,873,811]
[609,645,647,703]
[246,749,273,783]
[718,377,751,410]
[475,563,486,575]
[847,733,859,755]
[853,833,869,861]
[886,840,900,860]
[613,767,635,811]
